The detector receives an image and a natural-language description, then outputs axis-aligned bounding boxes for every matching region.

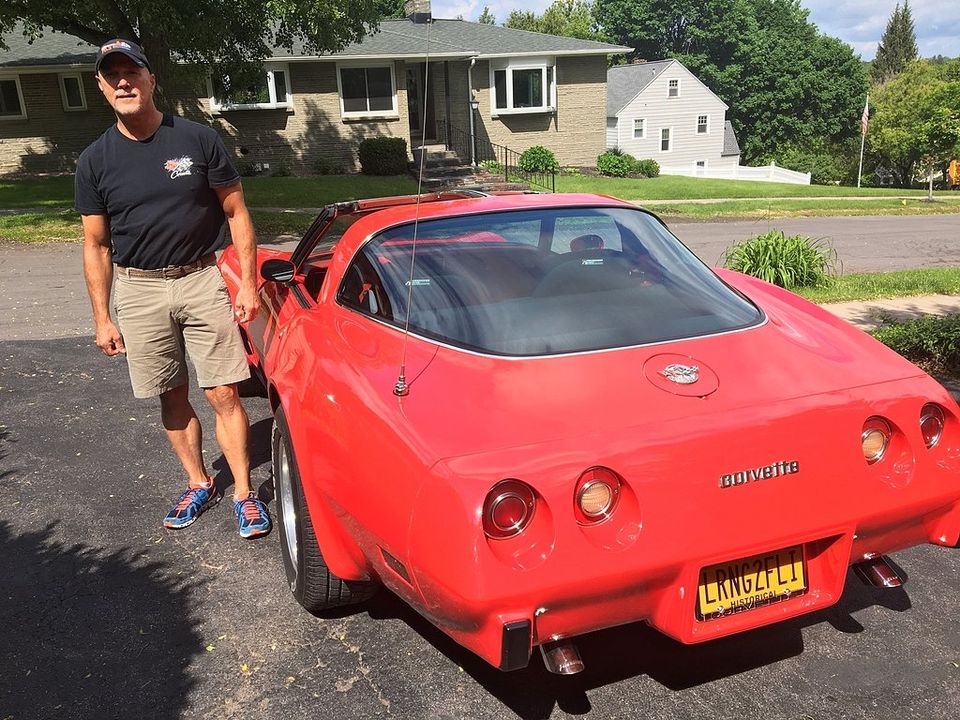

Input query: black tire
[272,409,377,612]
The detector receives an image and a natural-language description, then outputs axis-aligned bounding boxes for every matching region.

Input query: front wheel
[271,410,376,612]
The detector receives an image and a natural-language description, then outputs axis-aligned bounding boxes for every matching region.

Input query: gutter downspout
[468,56,478,166]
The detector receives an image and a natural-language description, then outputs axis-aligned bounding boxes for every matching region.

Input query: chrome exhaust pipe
[853,554,903,588]
[540,639,584,675]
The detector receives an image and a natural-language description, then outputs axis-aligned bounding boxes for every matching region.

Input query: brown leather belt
[117,252,217,279]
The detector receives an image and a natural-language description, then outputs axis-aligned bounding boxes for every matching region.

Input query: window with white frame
[209,65,292,111]
[0,77,26,119]
[490,58,555,115]
[697,114,709,134]
[59,73,86,111]
[338,64,397,117]
[633,118,645,139]
[668,79,679,98]
[660,127,672,152]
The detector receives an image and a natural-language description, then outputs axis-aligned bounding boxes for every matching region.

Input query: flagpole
[857,133,865,189]
[857,93,869,189]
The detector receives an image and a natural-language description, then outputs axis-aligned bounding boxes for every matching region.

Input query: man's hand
[95,320,126,356]
[233,285,260,324]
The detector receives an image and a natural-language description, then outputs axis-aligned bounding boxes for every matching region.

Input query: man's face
[96,54,156,117]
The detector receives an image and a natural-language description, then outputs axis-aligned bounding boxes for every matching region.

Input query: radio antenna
[394,16,433,397]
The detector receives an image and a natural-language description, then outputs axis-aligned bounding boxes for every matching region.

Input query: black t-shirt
[75,114,240,269]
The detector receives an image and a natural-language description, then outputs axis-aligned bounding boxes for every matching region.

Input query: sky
[429,0,960,61]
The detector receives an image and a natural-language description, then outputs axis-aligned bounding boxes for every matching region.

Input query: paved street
[2,219,960,719]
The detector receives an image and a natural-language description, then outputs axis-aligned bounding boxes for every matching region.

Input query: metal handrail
[437,119,555,193]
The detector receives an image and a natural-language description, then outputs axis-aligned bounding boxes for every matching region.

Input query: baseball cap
[95,38,151,74]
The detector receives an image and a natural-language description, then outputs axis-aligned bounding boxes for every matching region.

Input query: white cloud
[432,0,959,60]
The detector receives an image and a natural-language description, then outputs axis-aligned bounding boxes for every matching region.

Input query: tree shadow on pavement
[0,520,207,719]
[363,571,911,719]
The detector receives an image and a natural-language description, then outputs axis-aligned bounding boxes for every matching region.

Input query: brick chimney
[404,0,431,23]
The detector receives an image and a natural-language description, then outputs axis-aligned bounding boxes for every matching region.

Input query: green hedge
[358,137,409,175]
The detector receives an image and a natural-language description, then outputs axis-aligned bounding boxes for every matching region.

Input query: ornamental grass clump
[722,230,835,289]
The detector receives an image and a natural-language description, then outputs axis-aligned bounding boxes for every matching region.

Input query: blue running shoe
[163,481,220,529]
[234,493,271,539]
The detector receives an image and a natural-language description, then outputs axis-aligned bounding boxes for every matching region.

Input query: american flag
[860,95,869,137]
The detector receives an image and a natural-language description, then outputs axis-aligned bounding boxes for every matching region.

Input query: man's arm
[81,214,125,356]
[214,182,260,324]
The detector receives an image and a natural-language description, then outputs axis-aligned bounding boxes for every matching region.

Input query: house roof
[605,60,674,116]
[0,28,95,67]
[722,120,741,157]
[1,19,630,69]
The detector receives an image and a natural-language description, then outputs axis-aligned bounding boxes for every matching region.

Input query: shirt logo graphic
[164,156,193,179]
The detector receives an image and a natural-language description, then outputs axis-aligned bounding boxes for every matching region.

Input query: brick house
[0,2,629,175]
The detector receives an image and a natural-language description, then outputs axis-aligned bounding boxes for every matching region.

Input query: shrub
[312,157,346,175]
[873,314,960,371]
[518,145,559,174]
[722,230,835,289]
[271,160,293,177]
[479,159,504,175]
[634,158,660,178]
[358,137,409,175]
[597,149,637,177]
[235,160,258,177]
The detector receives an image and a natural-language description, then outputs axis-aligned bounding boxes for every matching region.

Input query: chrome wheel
[274,429,299,588]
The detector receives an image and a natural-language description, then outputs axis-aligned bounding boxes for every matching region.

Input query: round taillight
[920,403,945,449]
[862,417,892,464]
[574,467,621,524]
[483,480,536,540]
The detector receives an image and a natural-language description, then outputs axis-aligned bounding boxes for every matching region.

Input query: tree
[869,60,960,188]
[871,1,918,84]
[0,0,383,95]
[477,6,496,25]
[506,0,605,41]
[375,0,409,20]
[594,0,868,163]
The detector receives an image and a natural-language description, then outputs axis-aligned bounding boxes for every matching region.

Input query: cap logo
[101,40,133,53]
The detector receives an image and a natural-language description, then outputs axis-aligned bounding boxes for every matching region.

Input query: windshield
[337,207,762,356]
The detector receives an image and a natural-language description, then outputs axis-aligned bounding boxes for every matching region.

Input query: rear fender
[273,387,373,581]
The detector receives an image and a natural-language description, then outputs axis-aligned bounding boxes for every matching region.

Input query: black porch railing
[439,119,555,193]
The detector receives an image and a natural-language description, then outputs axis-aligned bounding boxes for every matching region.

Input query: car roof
[333,192,641,258]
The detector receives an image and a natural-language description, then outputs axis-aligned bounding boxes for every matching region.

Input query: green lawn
[648,196,960,220]
[0,174,420,211]
[794,268,960,304]
[554,174,943,200]
[3,173,953,213]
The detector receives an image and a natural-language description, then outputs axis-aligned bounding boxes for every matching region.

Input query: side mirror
[261,258,296,283]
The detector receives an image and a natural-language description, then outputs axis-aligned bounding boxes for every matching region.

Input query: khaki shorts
[114,264,250,399]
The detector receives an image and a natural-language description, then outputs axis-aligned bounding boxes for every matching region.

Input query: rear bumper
[403,498,960,670]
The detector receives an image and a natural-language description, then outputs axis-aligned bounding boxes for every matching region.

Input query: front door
[406,62,437,144]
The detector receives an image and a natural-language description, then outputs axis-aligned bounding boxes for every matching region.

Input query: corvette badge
[659,363,699,385]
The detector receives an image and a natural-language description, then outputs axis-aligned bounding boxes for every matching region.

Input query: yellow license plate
[697,545,806,619]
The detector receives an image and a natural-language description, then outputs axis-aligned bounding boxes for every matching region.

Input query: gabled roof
[722,120,741,157]
[0,28,94,67]
[1,19,631,69]
[606,60,674,116]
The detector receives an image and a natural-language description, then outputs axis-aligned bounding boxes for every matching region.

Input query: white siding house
[606,60,740,174]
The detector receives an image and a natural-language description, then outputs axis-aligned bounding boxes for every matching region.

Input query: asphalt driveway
[2,225,960,719]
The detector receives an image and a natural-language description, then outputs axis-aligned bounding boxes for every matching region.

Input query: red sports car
[220,191,960,674]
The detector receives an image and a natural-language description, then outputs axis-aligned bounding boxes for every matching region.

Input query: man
[76,38,270,538]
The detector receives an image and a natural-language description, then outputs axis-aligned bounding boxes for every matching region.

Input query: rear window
[337,207,762,355]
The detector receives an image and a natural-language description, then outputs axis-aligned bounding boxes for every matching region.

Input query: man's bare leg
[203,384,251,501]
[160,383,210,487]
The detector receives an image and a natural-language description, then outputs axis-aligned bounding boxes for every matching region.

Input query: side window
[552,215,623,253]
[337,252,393,320]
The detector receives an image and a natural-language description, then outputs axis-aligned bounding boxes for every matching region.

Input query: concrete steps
[411,147,540,193]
